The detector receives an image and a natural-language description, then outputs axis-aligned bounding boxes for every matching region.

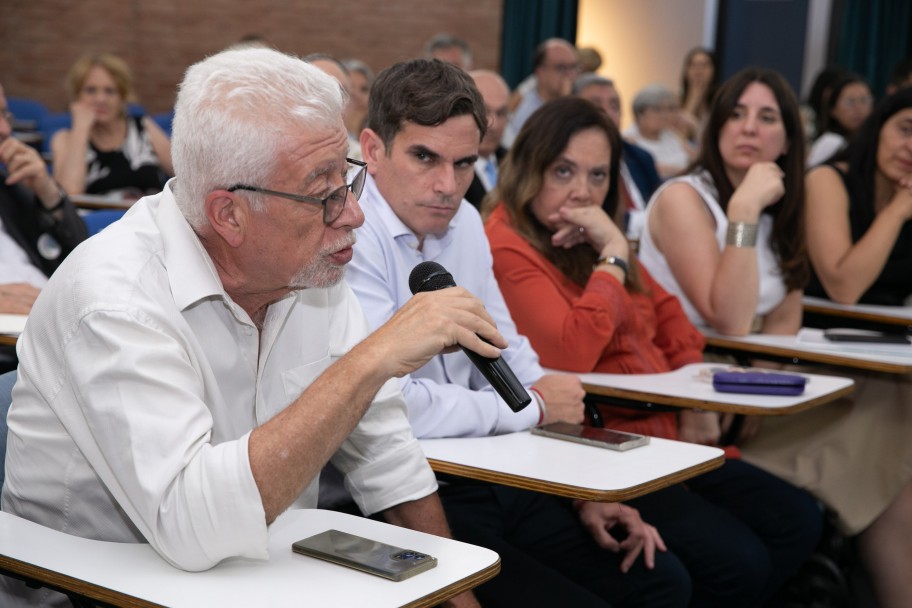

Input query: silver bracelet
[726,222,758,248]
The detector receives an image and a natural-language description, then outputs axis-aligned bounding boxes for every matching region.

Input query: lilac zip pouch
[712,371,807,396]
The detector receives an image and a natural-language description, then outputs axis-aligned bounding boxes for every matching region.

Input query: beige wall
[1,0,503,115]
[577,0,712,130]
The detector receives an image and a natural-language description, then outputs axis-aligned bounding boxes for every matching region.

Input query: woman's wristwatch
[594,255,628,281]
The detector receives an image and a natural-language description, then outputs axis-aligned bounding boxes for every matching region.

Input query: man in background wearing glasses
[2,48,498,607]
[503,38,579,147]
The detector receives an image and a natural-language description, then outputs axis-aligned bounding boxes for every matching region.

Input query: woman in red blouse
[485,97,707,440]
[483,97,821,607]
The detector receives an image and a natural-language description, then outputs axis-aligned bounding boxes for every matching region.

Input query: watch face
[607,256,627,271]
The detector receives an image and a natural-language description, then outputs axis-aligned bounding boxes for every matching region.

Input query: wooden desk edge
[803,303,912,327]
[70,194,135,211]
[1,552,500,608]
[0,554,163,608]
[583,383,856,416]
[427,454,724,502]
[403,559,501,608]
[704,336,912,374]
[0,335,17,346]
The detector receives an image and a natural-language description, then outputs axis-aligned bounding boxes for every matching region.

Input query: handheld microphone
[408,261,532,412]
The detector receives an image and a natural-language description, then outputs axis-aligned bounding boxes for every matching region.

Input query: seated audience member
[574,73,662,240]
[484,97,821,607]
[341,58,374,140]
[465,70,510,209]
[0,84,87,371]
[801,91,912,606]
[806,87,912,305]
[803,65,848,141]
[1,48,511,608]
[886,57,912,95]
[504,38,579,147]
[424,33,473,70]
[638,66,807,337]
[577,46,603,74]
[349,58,690,608]
[52,53,173,198]
[807,72,873,167]
[624,84,693,179]
[637,67,912,608]
[304,53,361,160]
[676,47,718,143]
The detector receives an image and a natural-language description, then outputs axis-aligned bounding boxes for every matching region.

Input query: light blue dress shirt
[346,176,544,439]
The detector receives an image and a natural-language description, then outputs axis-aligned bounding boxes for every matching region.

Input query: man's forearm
[381,493,454,538]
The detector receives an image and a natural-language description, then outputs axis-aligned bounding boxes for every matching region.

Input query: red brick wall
[1,0,503,115]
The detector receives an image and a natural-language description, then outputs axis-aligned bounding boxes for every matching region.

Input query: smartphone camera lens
[393,550,426,561]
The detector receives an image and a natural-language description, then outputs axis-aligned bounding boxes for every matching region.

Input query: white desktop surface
[702,327,912,373]
[0,509,499,608]
[420,432,723,501]
[574,362,855,414]
[0,313,27,336]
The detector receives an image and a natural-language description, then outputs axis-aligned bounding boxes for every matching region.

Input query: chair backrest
[0,369,17,495]
[83,210,127,235]
[38,112,73,154]
[152,110,174,137]
[6,97,49,129]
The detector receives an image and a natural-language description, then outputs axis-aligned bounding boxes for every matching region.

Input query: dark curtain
[835,0,912,95]
[500,0,578,89]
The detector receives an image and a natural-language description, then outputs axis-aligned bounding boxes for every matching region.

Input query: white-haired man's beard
[290,232,356,289]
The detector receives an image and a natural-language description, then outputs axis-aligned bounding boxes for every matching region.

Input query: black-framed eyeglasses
[228,158,367,224]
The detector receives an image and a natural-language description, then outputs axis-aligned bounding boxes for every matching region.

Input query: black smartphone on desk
[823,328,911,344]
[292,529,437,581]
[531,421,650,451]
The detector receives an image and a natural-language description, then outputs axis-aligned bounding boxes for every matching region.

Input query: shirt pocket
[279,355,333,407]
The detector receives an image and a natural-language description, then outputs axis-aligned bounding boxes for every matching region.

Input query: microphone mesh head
[409,261,456,294]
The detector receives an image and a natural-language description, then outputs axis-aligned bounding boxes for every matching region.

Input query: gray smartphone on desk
[531,421,650,451]
[292,529,437,581]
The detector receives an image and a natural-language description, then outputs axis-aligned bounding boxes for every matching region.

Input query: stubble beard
[289,232,356,289]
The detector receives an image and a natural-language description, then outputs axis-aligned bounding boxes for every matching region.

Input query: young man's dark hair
[366,59,487,151]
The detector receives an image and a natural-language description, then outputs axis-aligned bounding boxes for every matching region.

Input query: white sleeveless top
[638,170,787,327]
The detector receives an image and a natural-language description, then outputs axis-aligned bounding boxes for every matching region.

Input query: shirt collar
[361,174,460,253]
[155,180,228,312]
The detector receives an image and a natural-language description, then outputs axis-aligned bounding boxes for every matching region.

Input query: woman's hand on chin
[550,205,628,258]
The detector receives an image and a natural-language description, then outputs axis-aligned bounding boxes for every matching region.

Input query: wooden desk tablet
[803,296,912,329]
[0,509,500,608]
[577,363,855,416]
[420,433,724,502]
[71,194,136,210]
[0,313,27,346]
[702,327,912,374]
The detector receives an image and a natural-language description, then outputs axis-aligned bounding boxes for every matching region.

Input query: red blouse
[485,205,705,440]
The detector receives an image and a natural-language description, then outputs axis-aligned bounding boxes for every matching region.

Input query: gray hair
[572,73,614,96]
[424,34,473,69]
[631,84,676,116]
[171,47,346,228]
[342,58,375,84]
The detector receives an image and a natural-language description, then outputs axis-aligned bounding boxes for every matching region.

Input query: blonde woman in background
[52,53,172,198]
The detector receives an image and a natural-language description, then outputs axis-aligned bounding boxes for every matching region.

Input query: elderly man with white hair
[1,48,500,607]
[623,84,695,179]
